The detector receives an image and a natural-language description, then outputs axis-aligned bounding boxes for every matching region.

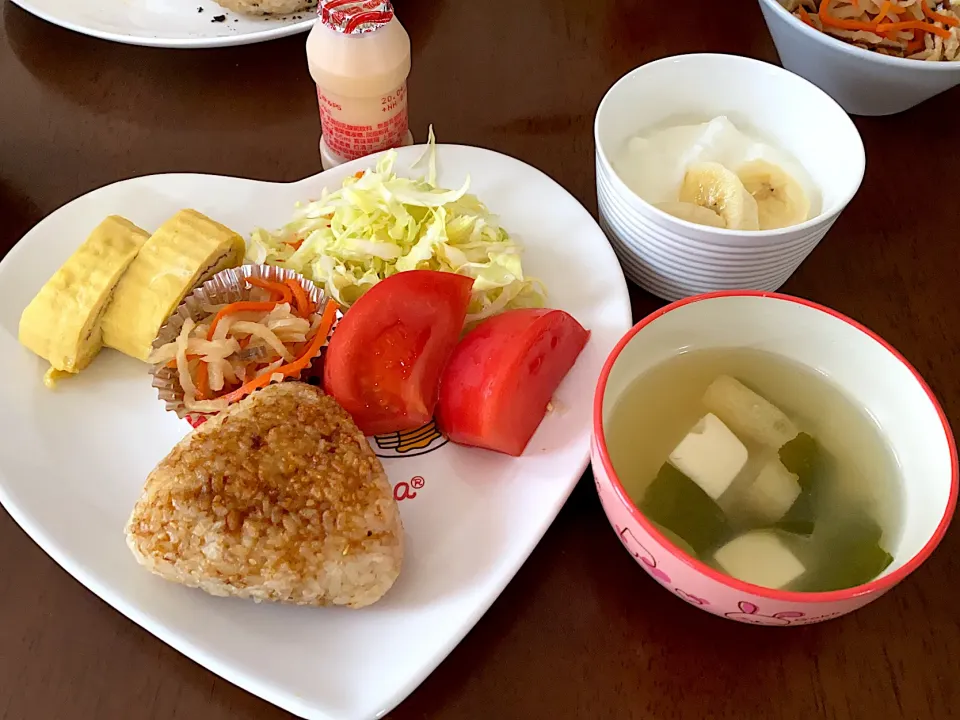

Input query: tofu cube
[714,530,806,589]
[743,458,802,524]
[668,413,748,500]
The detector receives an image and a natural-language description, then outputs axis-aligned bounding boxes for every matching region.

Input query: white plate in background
[7,0,315,48]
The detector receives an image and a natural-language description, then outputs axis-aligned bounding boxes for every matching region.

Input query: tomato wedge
[323,270,474,436]
[436,308,590,457]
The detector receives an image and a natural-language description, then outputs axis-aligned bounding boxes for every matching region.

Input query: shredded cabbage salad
[246,130,546,326]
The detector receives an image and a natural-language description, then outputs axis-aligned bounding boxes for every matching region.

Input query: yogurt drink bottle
[307,0,414,170]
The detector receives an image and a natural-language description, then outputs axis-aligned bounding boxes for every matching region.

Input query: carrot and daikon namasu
[786,0,960,60]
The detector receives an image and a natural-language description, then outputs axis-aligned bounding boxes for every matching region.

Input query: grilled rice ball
[125,382,404,609]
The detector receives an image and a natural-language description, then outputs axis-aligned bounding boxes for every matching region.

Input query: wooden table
[2,0,958,718]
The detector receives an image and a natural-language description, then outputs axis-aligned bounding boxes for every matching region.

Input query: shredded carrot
[284,279,312,316]
[219,300,339,405]
[246,277,294,304]
[819,0,878,30]
[906,29,926,52]
[923,1,960,27]
[206,301,278,341]
[165,353,198,369]
[195,362,210,401]
[285,238,304,251]
[877,19,952,37]
[354,171,365,179]
[799,6,815,26]
[875,1,894,22]
[879,2,900,40]
[817,0,955,39]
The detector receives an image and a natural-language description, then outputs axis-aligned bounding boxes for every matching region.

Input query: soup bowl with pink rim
[591,291,958,626]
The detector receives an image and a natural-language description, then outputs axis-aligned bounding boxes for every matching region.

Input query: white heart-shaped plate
[0,144,632,719]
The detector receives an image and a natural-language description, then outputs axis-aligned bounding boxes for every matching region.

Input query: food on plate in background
[246,134,546,327]
[614,116,817,231]
[125,382,403,609]
[18,216,149,388]
[103,210,246,362]
[784,0,960,61]
[149,265,338,425]
[323,270,474,436]
[604,347,898,592]
[214,0,316,15]
[307,0,413,169]
[436,308,590,457]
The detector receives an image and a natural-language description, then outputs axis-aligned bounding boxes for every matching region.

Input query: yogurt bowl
[591,292,957,625]
[595,53,865,301]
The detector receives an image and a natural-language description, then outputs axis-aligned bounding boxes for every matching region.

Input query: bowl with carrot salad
[759,0,960,114]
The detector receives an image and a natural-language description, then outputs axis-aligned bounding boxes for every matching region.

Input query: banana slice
[655,201,727,229]
[679,162,760,231]
[736,159,810,231]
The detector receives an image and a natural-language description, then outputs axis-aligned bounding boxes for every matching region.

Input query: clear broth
[605,347,902,592]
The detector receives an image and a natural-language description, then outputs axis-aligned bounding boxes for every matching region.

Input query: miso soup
[605,347,901,592]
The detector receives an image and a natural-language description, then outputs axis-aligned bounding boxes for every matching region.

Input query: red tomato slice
[436,308,590,457]
[323,270,474,436]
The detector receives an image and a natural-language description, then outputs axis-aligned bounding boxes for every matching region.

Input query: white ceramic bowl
[595,53,865,302]
[759,0,960,116]
[592,292,958,625]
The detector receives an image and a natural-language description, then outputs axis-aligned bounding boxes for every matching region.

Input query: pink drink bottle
[307,0,414,170]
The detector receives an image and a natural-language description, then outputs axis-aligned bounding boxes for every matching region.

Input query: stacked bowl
[595,54,866,302]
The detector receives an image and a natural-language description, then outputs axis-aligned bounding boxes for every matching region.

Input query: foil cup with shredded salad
[150,264,339,428]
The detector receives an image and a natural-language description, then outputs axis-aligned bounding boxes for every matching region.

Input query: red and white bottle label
[317,84,409,162]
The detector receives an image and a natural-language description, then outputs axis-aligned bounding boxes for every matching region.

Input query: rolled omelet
[18,215,150,388]
[102,209,245,362]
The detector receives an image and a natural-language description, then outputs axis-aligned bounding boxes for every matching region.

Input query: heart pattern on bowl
[616,525,671,585]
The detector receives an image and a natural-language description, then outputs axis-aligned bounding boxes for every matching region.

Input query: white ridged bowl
[595,53,866,301]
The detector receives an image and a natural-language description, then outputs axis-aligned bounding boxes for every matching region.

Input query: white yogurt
[613,116,820,216]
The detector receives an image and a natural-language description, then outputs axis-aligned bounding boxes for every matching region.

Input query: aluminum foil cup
[149,264,337,428]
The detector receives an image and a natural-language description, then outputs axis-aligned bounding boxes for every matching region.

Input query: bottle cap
[319,0,394,35]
